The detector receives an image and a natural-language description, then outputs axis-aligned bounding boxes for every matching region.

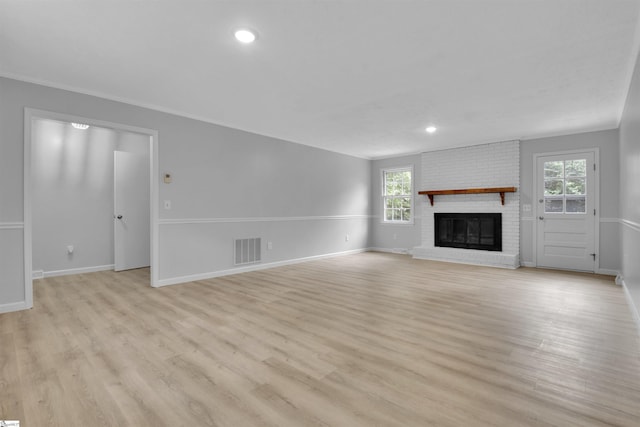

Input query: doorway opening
[24,109,159,308]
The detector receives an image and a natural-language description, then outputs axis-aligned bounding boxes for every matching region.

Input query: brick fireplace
[412,140,520,268]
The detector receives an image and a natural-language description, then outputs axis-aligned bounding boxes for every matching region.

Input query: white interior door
[114,151,150,271]
[536,151,596,271]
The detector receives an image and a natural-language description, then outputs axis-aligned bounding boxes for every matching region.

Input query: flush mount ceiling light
[71,123,90,130]
[425,126,437,134]
[234,28,257,44]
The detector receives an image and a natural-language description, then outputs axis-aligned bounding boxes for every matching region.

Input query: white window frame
[381,166,414,225]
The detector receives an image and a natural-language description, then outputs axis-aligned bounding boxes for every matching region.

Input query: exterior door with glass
[536,151,596,271]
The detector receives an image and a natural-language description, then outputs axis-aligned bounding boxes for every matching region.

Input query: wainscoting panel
[157,216,370,285]
[0,226,27,312]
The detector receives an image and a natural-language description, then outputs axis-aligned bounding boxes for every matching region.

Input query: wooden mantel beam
[418,187,517,206]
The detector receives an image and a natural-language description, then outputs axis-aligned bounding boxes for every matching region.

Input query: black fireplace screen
[434,213,502,251]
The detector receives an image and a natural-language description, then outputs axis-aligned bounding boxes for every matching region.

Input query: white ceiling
[2,1,640,159]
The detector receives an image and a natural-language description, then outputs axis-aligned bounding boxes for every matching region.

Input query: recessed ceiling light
[71,123,90,130]
[234,29,256,44]
[425,126,437,134]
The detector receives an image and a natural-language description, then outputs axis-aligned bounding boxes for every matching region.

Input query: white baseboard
[596,268,619,276]
[369,247,393,253]
[621,279,640,337]
[37,264,115,279]
[0,300,31,314]
[156,248,368,287]
[368,247,411,255]
[517,263,618,276]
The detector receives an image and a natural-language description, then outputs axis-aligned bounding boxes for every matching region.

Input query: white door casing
[114,151,150,271]
[535,150,597,272]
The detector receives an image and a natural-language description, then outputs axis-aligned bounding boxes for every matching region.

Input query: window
[543,159,587,213]
[382,167,413,223]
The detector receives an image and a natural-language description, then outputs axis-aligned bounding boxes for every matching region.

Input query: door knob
[116,215,123,220]
[538,216,544,220]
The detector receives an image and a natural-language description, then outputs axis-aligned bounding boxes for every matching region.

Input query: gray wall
[32,118,149,274]
[0,77,370,310]
[519,129,620,272]
[619,50,640,322]
[4,72,633,316]
[370,154,422,252]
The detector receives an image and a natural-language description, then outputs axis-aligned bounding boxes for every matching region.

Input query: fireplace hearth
[434,213,502,251]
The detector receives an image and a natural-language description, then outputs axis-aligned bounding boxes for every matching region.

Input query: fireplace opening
[434,213,502,251]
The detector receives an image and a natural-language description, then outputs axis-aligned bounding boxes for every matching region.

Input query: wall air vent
[234,237,262,265]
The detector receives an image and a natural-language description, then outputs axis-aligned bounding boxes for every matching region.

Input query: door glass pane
[545,179,563,195]
[542,158,589,214]
[565,159,586,177]
[566,197,586,213]
[544,161,563,178]
[565,177,585,195]
[545,198,563,213]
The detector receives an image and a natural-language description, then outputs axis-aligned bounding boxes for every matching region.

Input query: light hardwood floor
[2,252,640,426]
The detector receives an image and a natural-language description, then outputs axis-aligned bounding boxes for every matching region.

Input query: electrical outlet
[523,204,531,212]
[345,234,350,242]
[164,200,171,210]
[267,241,273,250]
